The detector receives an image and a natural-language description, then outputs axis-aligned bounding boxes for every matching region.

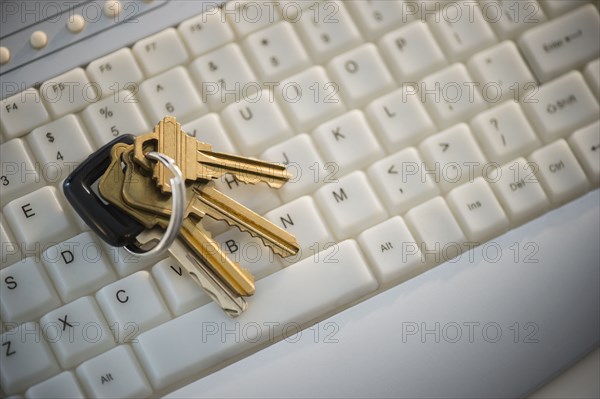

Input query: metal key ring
[124,151,186,258]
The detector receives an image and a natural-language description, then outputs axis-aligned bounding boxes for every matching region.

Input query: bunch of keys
[64,116,300,317]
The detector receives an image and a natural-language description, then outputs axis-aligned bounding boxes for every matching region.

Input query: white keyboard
[1,1,599,397]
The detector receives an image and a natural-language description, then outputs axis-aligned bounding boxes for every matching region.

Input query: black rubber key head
[63,135,145,247]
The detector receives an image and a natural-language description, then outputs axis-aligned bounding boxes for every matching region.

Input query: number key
[27,115,95,182]
[0,138,45,206]
[81,90,150,147]
[139,66,207,124]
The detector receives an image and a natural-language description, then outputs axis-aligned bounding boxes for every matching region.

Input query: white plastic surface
[169,190,600,399]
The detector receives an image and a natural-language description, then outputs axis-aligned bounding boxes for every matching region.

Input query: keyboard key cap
[276,66,346,132]
[40,68,97,118]
[345,0,410,40]
[522,71,599,143]
[189,43,258,111]
[529,139,590,204]
[569,121,600,185]
[25,371,85,399]
[488,157,550,224]
[221,89,293,156]
[378,21,447,82]
[133,240,377,391]
[314,171,387,240]
[27,115,95,182]
[86,48,144,96]
[139,66,207,125]
[368,147,440,214]
[366,88,436,152]
[100,241,166,277]
[357,216,425,284]
[96,271,171,343]
[446,177,509,242]
[479,0,546,39]
[132,28,189,77]
[1,219,21,267]
[0,257,61,324]
[470,101,541,165]
[81,89,150,147]
[327,43,396,108]
[0,88,49,140]
[427,1,497,62]
[40,296,115,368]
[295,1,363,63]
[3,186,78,249]
[215,229,282,279]
[260,134,327,202]
[243,21,310,81]
[539,0,589,18]
[178,7,235,57]
[419,123,488,192]
[404,196,466,264]
[421,63,487,128]
[0,139,44,206]
[76,345,152,398]
[182,113,238,153]
[224,0,281,37]
[518,5,600,82]
[42,232,116,303]
[265,196,335,264]
[467,40,537,103]
[584,58,600,100]
[1,322,60,395]
[152,257,211,317]
[313,110,384,176]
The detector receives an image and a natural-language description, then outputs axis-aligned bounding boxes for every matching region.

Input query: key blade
[197,150,291,188]
[180,219,255,296]
[136,230,247,317]
[184,255,247,318]
[169,239,247,318]
[191,185,300,258]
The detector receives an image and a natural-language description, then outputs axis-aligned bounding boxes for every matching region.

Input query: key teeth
[203,215,300,259]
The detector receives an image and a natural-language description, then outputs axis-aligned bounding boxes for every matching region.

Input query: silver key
[135,228,247,317]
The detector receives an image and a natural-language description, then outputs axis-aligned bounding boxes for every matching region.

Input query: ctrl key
[76,345,152,398]
[0,322,60,395]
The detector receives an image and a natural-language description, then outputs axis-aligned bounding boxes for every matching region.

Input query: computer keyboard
[1,0,599,397]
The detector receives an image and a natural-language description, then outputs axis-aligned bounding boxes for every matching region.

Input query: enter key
[518,4,600,83]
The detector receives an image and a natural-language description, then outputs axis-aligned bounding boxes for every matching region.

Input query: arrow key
[568,121,600,186]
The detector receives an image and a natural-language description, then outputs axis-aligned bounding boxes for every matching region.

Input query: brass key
[133,116,291,192]
[121,150,300,258]
[112,146,255,296]
[98,144,252,312]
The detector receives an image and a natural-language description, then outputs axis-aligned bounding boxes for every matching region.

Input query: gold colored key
[99,144,253,308]
[133,115,291,192]
[115,146,255,297]
[121,151,300,258]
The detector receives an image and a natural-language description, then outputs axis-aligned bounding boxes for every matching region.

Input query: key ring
[124,151,186,258]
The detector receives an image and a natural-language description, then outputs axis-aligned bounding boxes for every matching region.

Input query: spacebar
[132,240,378,391]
